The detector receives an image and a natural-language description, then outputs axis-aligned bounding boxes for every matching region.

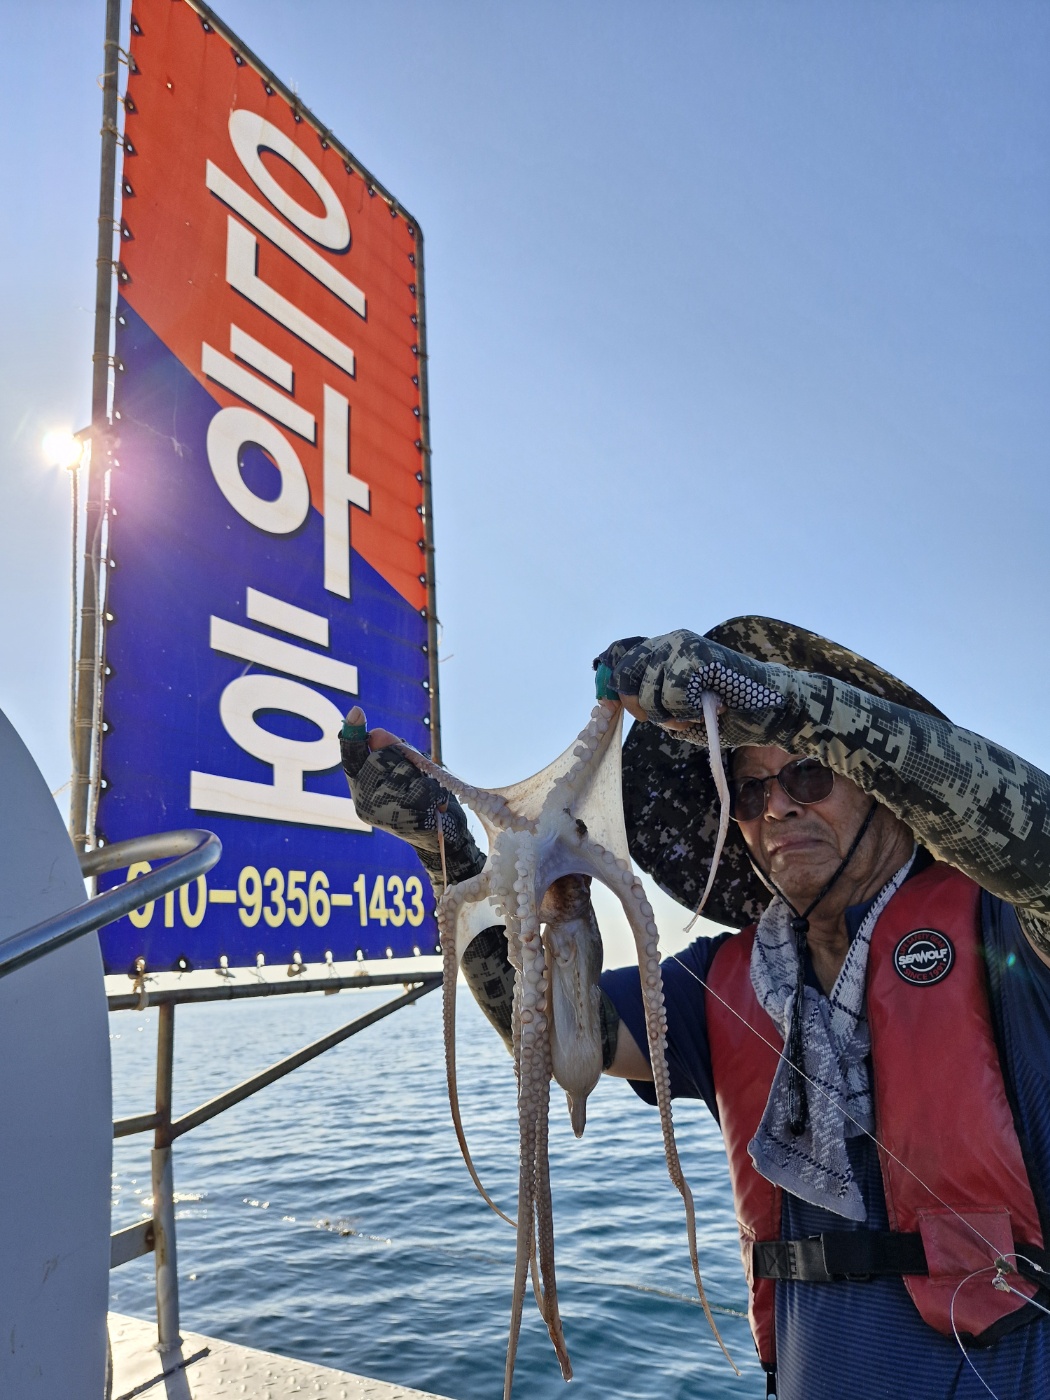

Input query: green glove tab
[594,662,617,702]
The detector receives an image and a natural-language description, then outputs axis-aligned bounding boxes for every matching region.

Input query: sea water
[109,984,763,1399]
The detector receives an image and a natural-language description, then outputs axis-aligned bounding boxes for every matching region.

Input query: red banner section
[120,0,426,610]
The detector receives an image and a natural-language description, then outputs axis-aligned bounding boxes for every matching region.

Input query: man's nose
[764,777,803,819]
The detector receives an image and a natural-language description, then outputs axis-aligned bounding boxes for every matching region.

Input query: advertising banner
[97,0,439,973]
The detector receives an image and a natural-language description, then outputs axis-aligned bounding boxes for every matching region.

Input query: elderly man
[341,617,1050,1399]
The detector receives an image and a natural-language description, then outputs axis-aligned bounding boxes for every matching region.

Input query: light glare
[42,429,83,470]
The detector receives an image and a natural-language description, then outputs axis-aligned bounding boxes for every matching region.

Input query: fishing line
[949,1266,1003,1400]
[947,1253,1050,1400]
[993,1254,1050,1319]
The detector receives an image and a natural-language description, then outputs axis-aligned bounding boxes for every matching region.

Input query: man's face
[731,745,875,907]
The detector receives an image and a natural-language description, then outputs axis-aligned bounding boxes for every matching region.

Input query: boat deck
[109,1313,453,1400]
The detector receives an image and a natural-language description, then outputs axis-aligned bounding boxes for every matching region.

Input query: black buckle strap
[1011,1242,1050,1291]
[753,1230,929,1283]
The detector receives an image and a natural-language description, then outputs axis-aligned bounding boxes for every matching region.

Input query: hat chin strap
[747,800,878,1136]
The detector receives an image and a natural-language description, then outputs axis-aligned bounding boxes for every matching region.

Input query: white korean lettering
[227,110,351,251]
[206,406,310,533]
[190,673,369,832]
[230,324,294,391]
[202,342,316,442]
[209,616,358,694]
[207,163,366,318]
[225,217,357,376]
[198,107,379,837]
[246,588,328,646]
[323,386,370,598]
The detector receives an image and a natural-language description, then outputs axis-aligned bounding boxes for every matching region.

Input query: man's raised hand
[339,707,485,894]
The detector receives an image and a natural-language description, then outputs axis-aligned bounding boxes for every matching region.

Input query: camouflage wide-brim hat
[621,616,947,930]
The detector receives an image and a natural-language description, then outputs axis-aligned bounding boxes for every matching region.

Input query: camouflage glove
[594,630,800,749]
[339,708,485,896]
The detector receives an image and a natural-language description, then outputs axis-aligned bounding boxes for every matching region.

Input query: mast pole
[71,0,122,850]
[414,228,441,764]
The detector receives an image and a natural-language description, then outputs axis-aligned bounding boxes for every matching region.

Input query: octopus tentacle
[601,845,738,1374]
[395,743,524,832]
[504,852,545,1400]
[532,1016,572,1380]
[685,690,731,932]
[439,870,515,1226]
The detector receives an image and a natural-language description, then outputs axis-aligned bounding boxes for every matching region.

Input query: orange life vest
[706,863,1045,1369]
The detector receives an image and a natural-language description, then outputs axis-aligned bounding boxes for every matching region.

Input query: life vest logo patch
[893,929,955,985]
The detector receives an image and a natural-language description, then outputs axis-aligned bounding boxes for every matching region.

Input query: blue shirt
[602,874,1050,1398]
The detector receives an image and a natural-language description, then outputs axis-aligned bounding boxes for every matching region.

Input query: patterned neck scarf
[747,848,916,1221]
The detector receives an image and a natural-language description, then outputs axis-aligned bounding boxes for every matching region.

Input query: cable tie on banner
[131,957,149,1012]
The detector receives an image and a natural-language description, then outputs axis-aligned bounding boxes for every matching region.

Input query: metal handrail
[78,829,216,879]
[0,829,221,981]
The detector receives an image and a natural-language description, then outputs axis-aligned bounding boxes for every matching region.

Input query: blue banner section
[97,301,437,973]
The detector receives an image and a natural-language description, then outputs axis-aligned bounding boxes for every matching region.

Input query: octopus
[398,696,736,1397]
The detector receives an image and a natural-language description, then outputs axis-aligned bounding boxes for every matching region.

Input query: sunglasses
[729,758,835,822]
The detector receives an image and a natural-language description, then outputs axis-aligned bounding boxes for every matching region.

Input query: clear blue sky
[2,3,1048,906]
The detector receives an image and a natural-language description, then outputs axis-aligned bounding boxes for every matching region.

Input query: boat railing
[0,829,222,981]
[2,826,440,1355]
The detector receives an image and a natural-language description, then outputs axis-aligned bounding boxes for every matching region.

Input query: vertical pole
[68,465,80,769]
[413,227,441,764]
[152,1002,181,1351]
[71,0,122,849]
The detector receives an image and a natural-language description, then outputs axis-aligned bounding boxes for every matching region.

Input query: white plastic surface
[0,709,112,1398]
[109,1312,453,1399]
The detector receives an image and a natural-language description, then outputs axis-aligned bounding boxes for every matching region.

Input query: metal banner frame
[107,973,440,1352]
[54,0,450,1356]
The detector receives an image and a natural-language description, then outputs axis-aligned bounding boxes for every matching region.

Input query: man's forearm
[461,926,516,1048]
[779,672,1050,918]
[602,630,1050,918]
[460,924,623,1068]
